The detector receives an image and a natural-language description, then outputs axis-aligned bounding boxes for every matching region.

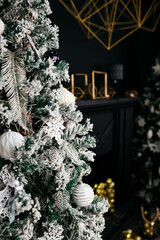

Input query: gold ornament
[120,229,133,240]
[58,0,160,50]
[93,178,115,212]
[134,236,142,240]
[125,90,139,98]
[141,206,159,238]
[120,229,142,240]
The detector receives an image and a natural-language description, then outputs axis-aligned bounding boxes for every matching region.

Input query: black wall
[49,0,160,92]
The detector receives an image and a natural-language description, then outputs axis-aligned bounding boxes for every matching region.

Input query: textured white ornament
[147,129,153,139]
[137,152,142,157]
[0,19,5,35]
[157,129,160,138]
[152,59,160,75]
[137,118,145,127]
[57,86,75,105]
[150,105,154,113]
[72,183,94,207]
[0,130,25,160]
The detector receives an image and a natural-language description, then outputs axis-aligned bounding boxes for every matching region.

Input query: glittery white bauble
[0,19,5,35]
[57,86,75,105]
[0,130,25,161]
[147,129,153,139]
[72,183,94,207]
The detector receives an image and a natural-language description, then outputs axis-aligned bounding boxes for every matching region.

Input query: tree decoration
[152,59,160,75]
[0,130,25,161]
[0,19,4,35]
[42,147,64,170]
[0,165,33,223]
[93,178,115,213]
[26,34,40,59]
[150,105,154,113]
[72,183,94,207]
[147,129,153,139]
[43,49,60,66]
[0,49,28,130]
[38,221,64,240]
[0,0,109,238]
[133,55,160,209]
[56,85,75,105]
[18,111,33,136]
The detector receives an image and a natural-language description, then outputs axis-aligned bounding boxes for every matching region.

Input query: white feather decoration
[1,49,28,130]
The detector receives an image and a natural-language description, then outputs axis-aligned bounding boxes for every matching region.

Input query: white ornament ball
[150,105,154,113]
[0,130,25,161]
[72,183,94,207]
[137,152,142,157]
[0,19,5,35]
[147,129,153,139]
[57,86,75,105]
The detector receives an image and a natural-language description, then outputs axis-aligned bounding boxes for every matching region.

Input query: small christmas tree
[133,53,160,207]
[0,1,109,239]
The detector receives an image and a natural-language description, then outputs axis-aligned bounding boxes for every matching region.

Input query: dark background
[49,0,160,93]
[48,3,160,236]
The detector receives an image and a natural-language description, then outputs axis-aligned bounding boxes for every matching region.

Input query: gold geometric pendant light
[58,0,160,50]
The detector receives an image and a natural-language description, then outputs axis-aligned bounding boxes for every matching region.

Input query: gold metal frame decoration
[71,73,88,95]
[71,71,109,99]
[99,87,116,98]
[67,86,85,100]
[58,0,160,50]
[92,70,109,99]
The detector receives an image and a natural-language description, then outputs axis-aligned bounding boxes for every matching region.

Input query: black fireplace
[77,97,140,206]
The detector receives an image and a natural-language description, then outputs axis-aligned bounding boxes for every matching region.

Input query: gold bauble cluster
[93,178,115,212]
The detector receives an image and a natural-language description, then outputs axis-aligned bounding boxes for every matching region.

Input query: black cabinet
[77,97,140,206]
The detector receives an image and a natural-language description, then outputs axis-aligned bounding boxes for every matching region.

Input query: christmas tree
[0,1,109,239]
[133,53,160,207]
